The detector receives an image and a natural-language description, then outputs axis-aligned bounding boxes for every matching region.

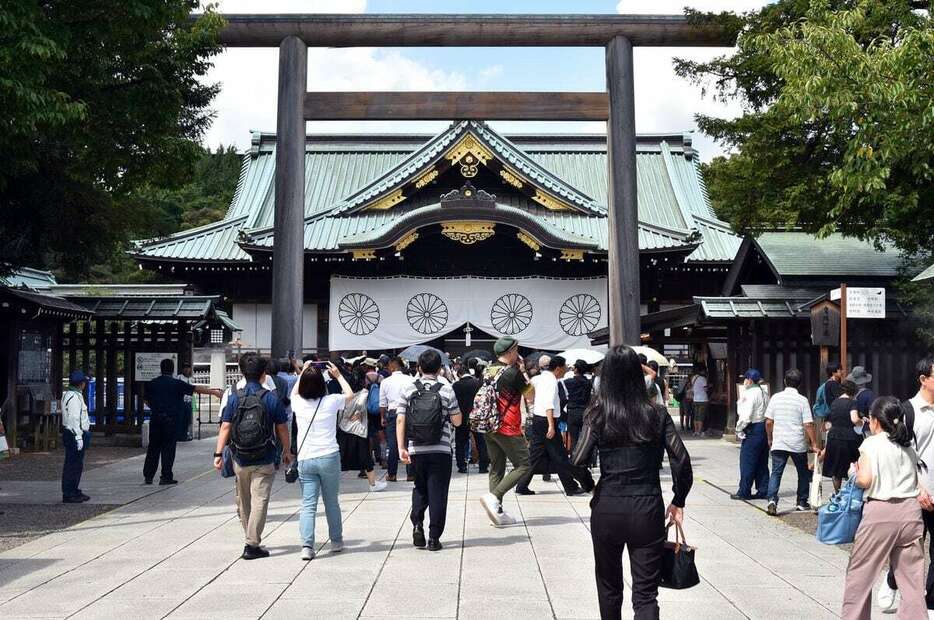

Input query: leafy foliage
[677,1,932,256]
[0,1,224,280]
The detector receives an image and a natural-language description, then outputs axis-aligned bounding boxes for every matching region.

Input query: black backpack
[231,388,273,461]
[406,381,445,445]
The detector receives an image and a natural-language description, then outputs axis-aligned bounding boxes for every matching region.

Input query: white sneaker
[497,509,517,527]
[480,493,503,525]
[331,541,343,553]
[876,570,898,614]
[369,481,387,492]
[301,546,315,561]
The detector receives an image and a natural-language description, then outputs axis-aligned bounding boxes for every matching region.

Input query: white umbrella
[632,345,667,366]
[557,348,605,366]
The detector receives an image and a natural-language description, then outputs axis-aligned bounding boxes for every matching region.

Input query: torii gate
[214,13,737,356]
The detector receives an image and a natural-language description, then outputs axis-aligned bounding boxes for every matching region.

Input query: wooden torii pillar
[215,14,737,355]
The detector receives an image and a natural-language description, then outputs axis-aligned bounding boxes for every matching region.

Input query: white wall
[232,303,318,352]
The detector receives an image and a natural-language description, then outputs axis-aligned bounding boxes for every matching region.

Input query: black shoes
[427,539,442,552]
[566,487,587,497]
[62,496,85,504]
[516,488,536,496]
[457,467,468,474]
[242,545,270,560]
[144,478,153,485]
[730,493,751,501]
[413,525,426,548]
[542,474,552,482]
[478,468,489,474]
[158,479,178,486]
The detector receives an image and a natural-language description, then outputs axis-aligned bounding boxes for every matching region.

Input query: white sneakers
[301,546,315,561]
[369,480,388,492]
[876,570,898,614]
[480,492,517,527]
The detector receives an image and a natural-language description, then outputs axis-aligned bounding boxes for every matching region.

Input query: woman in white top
[291,361,354,561]
[841,396,925,619]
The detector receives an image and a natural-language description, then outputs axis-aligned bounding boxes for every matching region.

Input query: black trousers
[61,430,88,499]
[143,415,177,482]
[887,507,934,609]
[454,423,489,471]
[591,495,666,620]
[410,452,452,540]
[520,416,594,493]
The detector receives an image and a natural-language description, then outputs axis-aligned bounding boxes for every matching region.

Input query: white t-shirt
[909,393,934,493]
[860,433,919,500]
[292,393,344,460]
[531,371,560,418]
[692,376,709,403]
[379,371,415,414]
[765,387,813,453]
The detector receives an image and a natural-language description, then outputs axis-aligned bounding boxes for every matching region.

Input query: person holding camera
[289,361,355,560]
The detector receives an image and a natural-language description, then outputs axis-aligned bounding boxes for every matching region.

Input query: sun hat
[846,366,872,386]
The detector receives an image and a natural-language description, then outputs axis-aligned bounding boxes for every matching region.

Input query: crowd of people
[731,356,934,619]
[56,343,934,619]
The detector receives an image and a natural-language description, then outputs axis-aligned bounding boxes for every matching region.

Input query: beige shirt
[860,433,920,500]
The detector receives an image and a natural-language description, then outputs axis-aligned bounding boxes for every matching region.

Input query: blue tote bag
[816,475,865,545]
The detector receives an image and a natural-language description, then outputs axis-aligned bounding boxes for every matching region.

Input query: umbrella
[461,349,494,365]
[632,345,667,366]
[399,344,451,367]
[557,348,605,367]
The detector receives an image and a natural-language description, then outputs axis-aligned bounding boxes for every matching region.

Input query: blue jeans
[298,451,343,549]
[737,422,769,498]
[767,449,811,505]
[385,412,412,478]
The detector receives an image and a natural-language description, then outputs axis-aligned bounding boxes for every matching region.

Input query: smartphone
[312,361,329,370]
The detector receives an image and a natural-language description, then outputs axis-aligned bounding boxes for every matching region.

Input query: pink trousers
[842,497,926,620]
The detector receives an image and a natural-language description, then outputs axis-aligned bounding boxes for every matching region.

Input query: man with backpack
[213,353,291,560]
[396,349,462,551]
[477,337,533,526]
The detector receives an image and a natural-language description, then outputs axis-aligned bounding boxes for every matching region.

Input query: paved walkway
[0,436,880,619]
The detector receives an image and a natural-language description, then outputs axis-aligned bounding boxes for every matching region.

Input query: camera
[284,463,298,483]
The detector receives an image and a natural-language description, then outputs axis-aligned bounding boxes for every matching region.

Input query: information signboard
[830,287,886,319]
[134,352,177,382]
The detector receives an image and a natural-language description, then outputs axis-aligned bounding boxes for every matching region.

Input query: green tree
[678,0,932,255]
[0,1,223,280]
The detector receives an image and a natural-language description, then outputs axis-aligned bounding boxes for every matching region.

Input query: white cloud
[615,1,772,160]
[201,0,465,148]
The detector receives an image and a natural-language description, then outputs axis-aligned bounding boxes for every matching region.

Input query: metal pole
[271,36,307,359]
[606,36,641,346]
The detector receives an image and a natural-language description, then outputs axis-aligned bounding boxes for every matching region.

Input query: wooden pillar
[94,319,105,429]
[106,322,118,429]
[605,36,640,346]
[123,322,133,429]
[271,35,307,359]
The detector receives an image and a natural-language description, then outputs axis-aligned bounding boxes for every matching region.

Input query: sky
[201,0,771,162]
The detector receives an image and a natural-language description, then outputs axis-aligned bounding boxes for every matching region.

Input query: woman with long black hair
[572,346,693,620]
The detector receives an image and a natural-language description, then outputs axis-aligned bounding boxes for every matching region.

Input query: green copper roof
[756,232,905,279]
[134,122,740,264]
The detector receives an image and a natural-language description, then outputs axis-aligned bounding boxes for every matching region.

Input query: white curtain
[329,275,607,351]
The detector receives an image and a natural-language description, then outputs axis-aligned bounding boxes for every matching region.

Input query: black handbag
[660,522,700,590]
[285,397,322,483]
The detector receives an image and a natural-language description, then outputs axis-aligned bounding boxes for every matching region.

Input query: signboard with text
[830,287,886,319]
[134,352,177,382]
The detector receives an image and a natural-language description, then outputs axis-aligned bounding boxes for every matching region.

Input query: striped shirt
[765,387,813,453]
[398,375,460,456]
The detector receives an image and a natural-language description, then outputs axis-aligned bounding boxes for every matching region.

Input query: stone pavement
[0,435,887,619]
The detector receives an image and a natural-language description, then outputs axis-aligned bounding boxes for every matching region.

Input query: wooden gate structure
[212,13,738,356]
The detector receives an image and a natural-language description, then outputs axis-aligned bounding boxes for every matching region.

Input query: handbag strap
[294,397,324,459]
[666,522,690,551]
